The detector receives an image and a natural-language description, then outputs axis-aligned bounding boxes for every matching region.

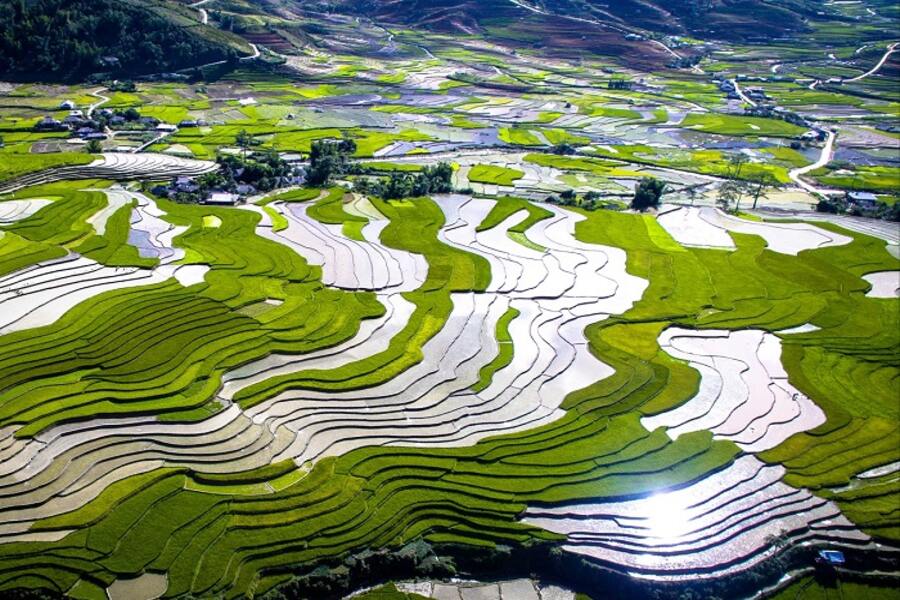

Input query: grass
[233,195,491,406]
[680,113,807,138]
[0,191,385,435]
[6,183,154,267]
[812,165,900,192]
[306,187,365,226]
[498,127,544,146]
[263,205,287,231]
[570,208,899,537]
[0,152,94,183]
[526,153,646,179]
[2,195,896,599]
[543,128,591,146]
[471,307,519,393]
[351,129,435,157]
[1,64,899,600]
[591,145,795,183]
[137,105,189,124]
[365,162,425,173]
[477,195,553,250]
[467,164,524,186]
[770,576,900,600]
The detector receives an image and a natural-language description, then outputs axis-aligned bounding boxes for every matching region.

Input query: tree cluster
[716,155,779,213]
[158,149,296,203]
[305,139,358,186]
[108,80,137,92]
[550,143,577,155]
[259,539,456,600]
[632,177,667,211]
[215,149,294,192]
[353,164,454,200]
[817,196,900,221]
[0,0,231,82]
[545,190,621,212]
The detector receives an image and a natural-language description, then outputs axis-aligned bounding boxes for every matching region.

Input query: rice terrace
[0,0,898,599]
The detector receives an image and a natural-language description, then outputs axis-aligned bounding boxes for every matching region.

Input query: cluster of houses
[34,100,184,145]
[177,119,208,128]
[712,76,823,140]
[718,79,769,103]
[152,176,253,206]
[34,100,103,138]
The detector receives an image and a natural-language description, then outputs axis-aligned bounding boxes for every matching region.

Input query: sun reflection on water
[643,494,691,542]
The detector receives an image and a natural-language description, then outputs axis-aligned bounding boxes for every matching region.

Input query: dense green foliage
[354,164,454,199]
[306,139,358,186]
[631,177,666,211]
[0,0,232,81]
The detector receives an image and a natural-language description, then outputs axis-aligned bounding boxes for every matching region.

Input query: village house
[205,192,240,206]
[35,116,67,131]
[847,191,879,210]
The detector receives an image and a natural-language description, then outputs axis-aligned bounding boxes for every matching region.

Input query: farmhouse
[205,192,240,206]
[848,191,879,209]
[35,116,67,131]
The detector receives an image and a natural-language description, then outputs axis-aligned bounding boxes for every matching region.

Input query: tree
[716,153,753,213]
[306,139,355,187]
[85,139,103,153]
[551,143,576,155]
[816,196,847,214]
[353,162,454,200]
[0,0,229,82]
[716,180,745,213]
[235,129,253,159]
[748,173,778,209]
[725,153,749,180]
[684,184,703,206]
[632,177,666,211]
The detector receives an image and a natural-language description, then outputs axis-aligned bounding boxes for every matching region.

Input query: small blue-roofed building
[818,550,845,565]
[847,191,879,209]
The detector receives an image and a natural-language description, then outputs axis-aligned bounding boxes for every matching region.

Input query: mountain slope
[332,0,814,40]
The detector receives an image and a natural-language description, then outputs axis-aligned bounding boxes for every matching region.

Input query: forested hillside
[0,0,235,81]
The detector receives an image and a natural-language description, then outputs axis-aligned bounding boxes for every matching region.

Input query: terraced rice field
[0,170,897,599]
[1,16,899,597]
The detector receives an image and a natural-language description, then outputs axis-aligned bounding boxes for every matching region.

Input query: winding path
[845,42,898,82]
[788,129,840,196]
[189,0,213,25]
[86,88,110,119]
[730,79,756,107]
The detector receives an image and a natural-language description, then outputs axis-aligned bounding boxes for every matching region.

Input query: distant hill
[323,0,816,67]
[338,0,815,39]
[0,0,248,82]
[0,0,822,82]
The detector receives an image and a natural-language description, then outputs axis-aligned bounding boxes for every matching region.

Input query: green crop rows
[0,22,899,597]
[0,186,896,599]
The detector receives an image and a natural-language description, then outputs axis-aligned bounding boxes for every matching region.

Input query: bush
[816,196,847,214]
[631,177,666,211]
[354,163,453,199]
